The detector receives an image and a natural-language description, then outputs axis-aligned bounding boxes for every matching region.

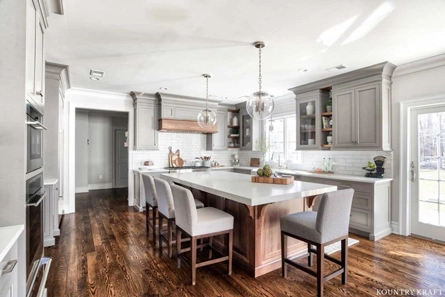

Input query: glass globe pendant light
[197,74,217,129]
[246,41,274,120]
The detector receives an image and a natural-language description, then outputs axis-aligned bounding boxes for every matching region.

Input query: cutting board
[251,176,294,185]
[250,158,260,167]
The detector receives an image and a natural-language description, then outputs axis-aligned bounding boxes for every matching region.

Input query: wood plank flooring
[45,189,445,296]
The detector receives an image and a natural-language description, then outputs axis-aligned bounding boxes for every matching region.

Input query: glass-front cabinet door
[297,98,318,149]
[241,113,252,149]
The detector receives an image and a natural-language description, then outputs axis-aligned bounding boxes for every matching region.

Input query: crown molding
[392,53,445,78]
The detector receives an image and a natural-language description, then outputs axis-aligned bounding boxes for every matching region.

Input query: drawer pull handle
[2,260,18,274]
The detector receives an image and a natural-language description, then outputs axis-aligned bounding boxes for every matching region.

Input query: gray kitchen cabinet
[26,0,47,111]
[290,62,395,151]
[295,175,392,241]
[131,93,159,150]
[332,80,392,151]
[296,90,330,150]
[333,83,383,149]
[206,110,227,150]
[238,107,262,151]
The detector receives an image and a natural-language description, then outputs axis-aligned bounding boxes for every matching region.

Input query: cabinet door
[333,89,355,147]
[207,111,227,150]
[26,2,45,108]
[296,98,319,149]
[355,83,380,147]
[135,104,158,150]
[33,18,45,106]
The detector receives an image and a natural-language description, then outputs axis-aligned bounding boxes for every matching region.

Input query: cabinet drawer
[352,191,372,210]
[337,181,371,193]
[349,208,372,232]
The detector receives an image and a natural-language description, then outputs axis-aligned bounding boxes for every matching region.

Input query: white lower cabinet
[0,226,23,297]
[44,180,60,247]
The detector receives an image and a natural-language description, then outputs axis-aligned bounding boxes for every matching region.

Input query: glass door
[410,107,445,241]
[297,99,317,148]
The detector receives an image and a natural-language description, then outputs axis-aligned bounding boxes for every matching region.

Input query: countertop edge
[0,224,24,262]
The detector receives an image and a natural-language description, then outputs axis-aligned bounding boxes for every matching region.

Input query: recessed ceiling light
[159,87,168,91]
[90,77,100,81]
[90,69,104,77]
[298,68,308,72]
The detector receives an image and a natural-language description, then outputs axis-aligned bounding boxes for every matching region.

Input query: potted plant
[256,138,272,166]
[326,97,332,112]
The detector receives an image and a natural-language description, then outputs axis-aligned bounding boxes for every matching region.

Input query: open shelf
[322,128,332,132]
[321,112,332,116]
[300,114,316,119]
[322,144,333,148]
[228,125,240,128]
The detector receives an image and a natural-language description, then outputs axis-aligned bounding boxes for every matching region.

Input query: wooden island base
[195,191,308,277]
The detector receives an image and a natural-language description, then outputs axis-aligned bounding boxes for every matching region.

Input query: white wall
[391,54,445,235]
[75,111,89,192]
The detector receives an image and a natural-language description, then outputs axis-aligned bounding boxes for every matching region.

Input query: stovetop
[164,166,210,170]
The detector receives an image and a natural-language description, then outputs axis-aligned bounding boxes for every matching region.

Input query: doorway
[410,106,445,241]
[114,129,128,188]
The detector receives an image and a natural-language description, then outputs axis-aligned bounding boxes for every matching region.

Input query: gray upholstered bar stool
[171,184,233,285]
[141,173,158,244]
[280,189,354,297]
[153,177,204,258]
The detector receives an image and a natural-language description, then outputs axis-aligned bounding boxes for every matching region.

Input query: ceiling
[46,0,445,104]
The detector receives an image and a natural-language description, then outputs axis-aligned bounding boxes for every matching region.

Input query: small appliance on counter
[363,156,386,178]
[231,154,240,166]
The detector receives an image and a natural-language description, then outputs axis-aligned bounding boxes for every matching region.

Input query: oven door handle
[36,258,52,297]
[26,192,47,207]
[26,120,48,130]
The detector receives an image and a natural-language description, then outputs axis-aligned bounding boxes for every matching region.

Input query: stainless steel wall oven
[26,103,46,173]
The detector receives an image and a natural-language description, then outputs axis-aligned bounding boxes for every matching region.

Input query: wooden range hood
[158,118,218,134]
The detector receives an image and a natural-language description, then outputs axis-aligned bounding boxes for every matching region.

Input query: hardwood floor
[45,189,445,296]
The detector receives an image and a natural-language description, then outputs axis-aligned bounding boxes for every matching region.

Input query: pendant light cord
[258,46,262,94]
[206,76,209,110]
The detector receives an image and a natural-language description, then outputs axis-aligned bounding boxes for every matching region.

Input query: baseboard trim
[88,183,113,190]
[75,186,89,193]
[391,221,400,234]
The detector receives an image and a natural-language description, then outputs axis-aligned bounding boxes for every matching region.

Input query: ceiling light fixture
[197,74,217,129]
[246,41,274,120]
[159,87,168,91]
[90,77,100,81]
[90,69,104,78]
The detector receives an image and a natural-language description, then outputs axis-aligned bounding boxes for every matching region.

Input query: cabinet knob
[36,91,44,97]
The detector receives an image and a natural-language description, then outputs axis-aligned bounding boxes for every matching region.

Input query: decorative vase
[232,116,238,126]
[326,106,332,112]
[306,101,314,115]
[327,136,333,144]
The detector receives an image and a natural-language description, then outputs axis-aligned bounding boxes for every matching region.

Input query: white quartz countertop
[275,169,393,184]
[161,171,337,206]
[44,178,59,186]
[0,225,24,262]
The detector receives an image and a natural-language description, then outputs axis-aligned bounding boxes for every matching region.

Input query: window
[264,115,300,163]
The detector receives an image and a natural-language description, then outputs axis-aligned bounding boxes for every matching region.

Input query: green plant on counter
[256,137,272,154]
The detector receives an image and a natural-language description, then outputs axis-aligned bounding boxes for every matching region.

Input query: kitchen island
[161,171,337,277]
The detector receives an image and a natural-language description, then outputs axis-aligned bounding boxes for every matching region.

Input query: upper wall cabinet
[237,106,262,151]
[26,0,49,112]
[131,92,159,150]
[295,90,330,150]
[289,62,396,151]
[206,109,228,151]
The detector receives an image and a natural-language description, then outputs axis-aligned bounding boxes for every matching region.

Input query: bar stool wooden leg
[317,244,325,297]
[158,215,163,250]
[341,238,348,284]
[152,207,157,247]
[281,231,287,277]
[176,227,182,269]
[168,219,173,258]
[228,230,233,275]
[191,237,197,285]
[308,243,313,267]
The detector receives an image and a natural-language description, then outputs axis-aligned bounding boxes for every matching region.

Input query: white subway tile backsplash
[131,132,239,168]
